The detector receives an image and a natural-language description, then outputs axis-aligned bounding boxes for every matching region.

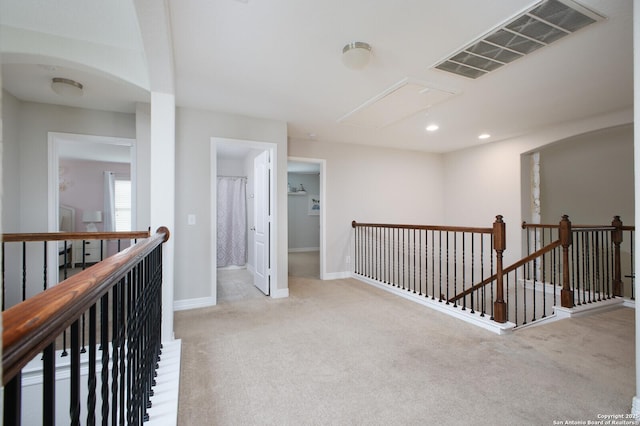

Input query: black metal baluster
[43,343,56,426]
[419,229,422,296]
[87,303,97,426]
[4,372,22,426]
[513,270,517,325]
[70,319,81,426]
[43,241,48,292]
[438,231,442,302]
[453,232,458,307]
[2,241,5,310]
[431,230,435,300]
[401,228,405,290]
[119,276,126,426]
[101,292,110,426]
[111,282,120,425]
[127,270,136,425]
[480,235,485,316]
[445,231,450,304]
[412,229,416,293]
[470,234,475,314]
[22,241,27,302]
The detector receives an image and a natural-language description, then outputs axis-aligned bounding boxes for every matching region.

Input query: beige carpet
[176,275,634,425]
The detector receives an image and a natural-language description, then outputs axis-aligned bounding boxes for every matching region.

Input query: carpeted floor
[176,257,634,425]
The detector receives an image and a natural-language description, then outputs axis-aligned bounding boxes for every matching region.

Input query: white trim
[353,273,516,335]
[173,297,216,311]
[554,297,627,319]
[324,271,352,280]
[270,287,289,298]
[288,156,326,280]
[288,247,320,253]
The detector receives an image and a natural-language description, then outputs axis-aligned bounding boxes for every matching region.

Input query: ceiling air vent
[433,0,604,79]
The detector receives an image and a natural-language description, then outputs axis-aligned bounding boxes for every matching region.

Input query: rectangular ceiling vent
[433,0,604,79]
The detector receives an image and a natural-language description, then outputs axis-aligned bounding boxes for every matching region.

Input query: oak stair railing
[352,215,632,328]
[1,227,170,425]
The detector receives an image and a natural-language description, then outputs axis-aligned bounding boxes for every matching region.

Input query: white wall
[288,172,320,250]
[174,107,287,302]
[288,139,445,275]
[443,109,633,265]
[6,100,136,233]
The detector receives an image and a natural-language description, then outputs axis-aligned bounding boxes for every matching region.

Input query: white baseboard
[247,263,255,274]
[323,271,352,280]
[270,287,289,298]
[353,273,515,335]
[288,247,320,253]
[173,296,216,311]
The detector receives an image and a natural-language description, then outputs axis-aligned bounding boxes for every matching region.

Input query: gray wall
[2,90,20,233]
[288,139,445,275]
[2,98,136,233]
[538,124,633,226]
[174,107,288,302]
[288,172,320,250]
[443,109,632,265]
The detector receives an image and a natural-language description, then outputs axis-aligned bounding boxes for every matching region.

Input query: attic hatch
[338,78,457,129]
[433,0,605,79]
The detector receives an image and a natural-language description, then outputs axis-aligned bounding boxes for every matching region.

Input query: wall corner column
[149,92,175,342]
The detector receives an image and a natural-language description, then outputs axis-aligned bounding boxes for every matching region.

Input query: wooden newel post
[612,215,623,296]
[559,215,573,308]
[493,215,507,323]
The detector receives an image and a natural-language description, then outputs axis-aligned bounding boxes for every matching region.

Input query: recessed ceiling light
[426,124,439,132]
[478,133,491,140]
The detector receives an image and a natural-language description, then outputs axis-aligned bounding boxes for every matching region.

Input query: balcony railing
[353,216,631,329]
[2,227,170,425]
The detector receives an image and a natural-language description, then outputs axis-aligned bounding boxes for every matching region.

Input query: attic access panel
[433,0,603,79]
[338,78,457,129]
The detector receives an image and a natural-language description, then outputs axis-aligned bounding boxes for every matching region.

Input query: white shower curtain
[217,176,247,267]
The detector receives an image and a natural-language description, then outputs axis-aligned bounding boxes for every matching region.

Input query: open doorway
[47,132,135,284]
[287,157,325,280]
[212,138,278,304]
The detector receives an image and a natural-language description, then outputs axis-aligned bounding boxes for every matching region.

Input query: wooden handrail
[522,221,617,231]
[448,239,561,303]
[2,227,170,385]
[351,220,493,234]
[2,230,150,243]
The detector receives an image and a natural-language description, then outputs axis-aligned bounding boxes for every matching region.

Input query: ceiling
[0,0,633,153]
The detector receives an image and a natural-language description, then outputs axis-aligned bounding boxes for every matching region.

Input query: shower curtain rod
[217,175,247,179]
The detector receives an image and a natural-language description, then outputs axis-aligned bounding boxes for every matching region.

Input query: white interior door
[253,150,270,295]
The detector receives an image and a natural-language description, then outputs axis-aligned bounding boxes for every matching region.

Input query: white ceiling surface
[0,0,149,113]
[169,0,632,153]
[0,0,633,154]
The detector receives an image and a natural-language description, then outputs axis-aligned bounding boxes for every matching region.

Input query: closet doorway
[287,157,325,280]
[212,138,277,303]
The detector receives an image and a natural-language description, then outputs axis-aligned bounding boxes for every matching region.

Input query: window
[114,179,131,231]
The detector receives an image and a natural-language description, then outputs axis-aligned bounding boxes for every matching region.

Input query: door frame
[47,132,136,286]
[211,137,278,304]
[287,156,326,280]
